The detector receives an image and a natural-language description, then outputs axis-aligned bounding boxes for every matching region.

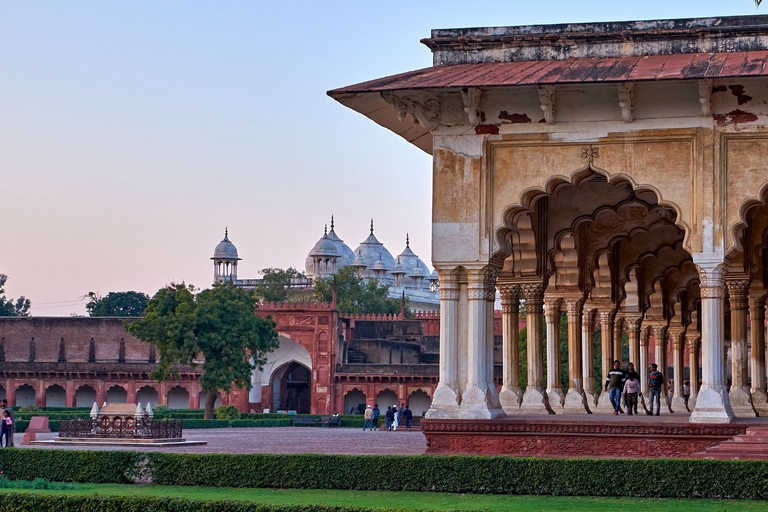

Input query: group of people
[604,361,689,416]
[362,403,413,431]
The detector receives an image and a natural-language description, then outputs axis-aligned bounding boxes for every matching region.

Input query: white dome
[395,234,430,288]
[354,220,395,283]
[211,229,240,260]
[305,219,356,277]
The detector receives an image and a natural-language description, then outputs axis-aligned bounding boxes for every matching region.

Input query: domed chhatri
[305,216,355,278]
[212,228,241,283]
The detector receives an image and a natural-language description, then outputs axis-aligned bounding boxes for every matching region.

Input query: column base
[689,386,735,424]
[562,389,591,413]
[546,388,565,409]
[499,386,522,414]
[584,390,598,407]
[729,387,757,417]
[520,387,554,414]
[594,391,616,412]
[671,396,687,413]
[459,384,504,419]
[425,384,459,419]
[750,389,768,416]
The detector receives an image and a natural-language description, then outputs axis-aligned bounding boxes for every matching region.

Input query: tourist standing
[625,363,641,414]
[622,372,641,416]
[363,405,373,431]
[385,406,394,431]
[0,400,15,447]
[683,380,691,411]
[404,405,413,430]
[372,404,381,431]
[604,360,626,415]
[648,363,665,416]
[0,410,12,447]
[392,404,400,431]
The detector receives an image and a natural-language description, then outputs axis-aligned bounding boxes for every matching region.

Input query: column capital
[564,297,584,320]
[543,297,562,321]
[498,284,520,303]
[624,316,643,331]
[685,334,700,350]
[694,255,726,298]
[598,308,617,324]
[520,283,545,302]
[668,327,686,349]
[726,279,750,310]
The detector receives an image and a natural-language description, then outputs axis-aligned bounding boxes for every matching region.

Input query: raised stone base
[547,388,565,409]
[499,387,522,414]
[729,388,757,417]
[594,390,616,412]
[426,385,459,418]
[422,417,748,457]
[690,386,736,424]
[751,389,768,416]
[520,387,554,414]
[562,389,592,413]
[37,437,207,447]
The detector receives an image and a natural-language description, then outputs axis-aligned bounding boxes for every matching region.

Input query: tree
[0,274,30,317]
[314,266,408,316]
[254,267,306,302]
[86,291,150,317]
[125,283,278,419]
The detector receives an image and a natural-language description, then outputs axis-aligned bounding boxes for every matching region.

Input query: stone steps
[693,427,768,460]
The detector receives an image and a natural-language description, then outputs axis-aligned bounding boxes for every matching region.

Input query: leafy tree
[86,291,149,317]
[0,274,30,317]
[314,266,407,316]
[125,283,278,419]
[254,267,306,302]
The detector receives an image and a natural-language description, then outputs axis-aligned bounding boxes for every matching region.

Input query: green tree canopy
[86,291,149,317]
[314,266,408,316]
[125,283,278,418]
[0,274,30,317]
[254,267,306,302]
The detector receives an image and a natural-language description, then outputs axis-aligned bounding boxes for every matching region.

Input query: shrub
[215,405,241,420]
[0,449,139,483]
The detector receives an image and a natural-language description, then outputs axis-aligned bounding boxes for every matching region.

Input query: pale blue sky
[1,1,762,315]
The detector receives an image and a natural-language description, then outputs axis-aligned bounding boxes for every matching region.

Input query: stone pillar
[65,381,75,408]
[690,259,735,423]
[459,268,502,418]
[749,293,768,415]
[625,317,641,370]
[595,309,616,411]
[614,318,624,366]
[582,308,597,406]
[426,271,460,418]
[544,297,564,408]
[726,280,756,416]
[485,270,501,411]
[563,298,589,413]
[669,328,687,412]
[521,284,553,413]
[499,285,522,412]
[686,334,700,410]
[640,327,650,398]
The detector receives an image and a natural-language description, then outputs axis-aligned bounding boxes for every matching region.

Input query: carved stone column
[668,328,687,412]
[485,268,501,412]
[582,307,597,406]
[613,318,624,366]
[749,292,768,415]
[686,334,700,410]
[426,271,459,418]
[563,297,589,413]
[544,297,564,409]
[459,268,502,418]
[595,308,617,412]
[690,259,735,423]
[640,326,650,398]
[520,284,553,414]
[625,317,642,371]
[726,280,756,416]
[498,285,522,412]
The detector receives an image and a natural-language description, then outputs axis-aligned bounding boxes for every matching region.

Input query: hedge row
[146,453,768,500]
[0,493,406,512]
[182,419,292,429]
[0,449,138,483]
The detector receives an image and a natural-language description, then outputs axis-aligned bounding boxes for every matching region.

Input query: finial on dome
[224,227,229,241]
[370,218,374,235]
[324,224,328,235]
[330,215,335,231]
[406,233,410,247]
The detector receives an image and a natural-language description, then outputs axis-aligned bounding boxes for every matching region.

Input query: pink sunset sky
[1,1,762,316]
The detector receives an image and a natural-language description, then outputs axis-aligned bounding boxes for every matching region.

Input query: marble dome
[212,229,241,260]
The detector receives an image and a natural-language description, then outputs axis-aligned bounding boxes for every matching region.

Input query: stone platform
[422,415,768,458]
[33,437,207,448]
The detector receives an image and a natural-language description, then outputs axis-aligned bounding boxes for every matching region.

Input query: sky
[1,1,764,316]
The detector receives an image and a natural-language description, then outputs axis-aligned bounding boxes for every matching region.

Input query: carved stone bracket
[698,79,712,117]
[617,83,634,122]
[461,87,482,127]
[537,85,556,123]
[381,92,441,131]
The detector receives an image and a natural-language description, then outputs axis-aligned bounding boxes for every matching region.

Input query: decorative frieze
[381,92,440,130]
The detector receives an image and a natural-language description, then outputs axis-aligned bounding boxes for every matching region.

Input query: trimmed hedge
[146,453,768,500]
[0,449,139,483]
[0,493,407,512]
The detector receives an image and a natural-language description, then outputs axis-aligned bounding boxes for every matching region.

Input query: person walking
[683,380,691,411]
[625,362,641,415]
[371,404,381,431]
[363,405,373,431]
[404,405,413,430]
[604,360,626,415]
[648,363,665,416]
[623,371,641,416]
[392,404,400,431]
[385,406,394,431]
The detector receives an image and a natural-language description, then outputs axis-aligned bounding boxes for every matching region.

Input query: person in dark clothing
[403,405,413,430]
[0,410,11,447]
[371,404,381,431]
[0,400,14,447]
[624,362,641,414]
[385,406,395,431]
[648,363,665,416]
[604,360,626,415]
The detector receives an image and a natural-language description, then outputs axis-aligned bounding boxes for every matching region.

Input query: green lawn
[0,484,766,511]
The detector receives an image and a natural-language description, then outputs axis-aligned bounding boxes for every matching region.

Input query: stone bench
[22,416,51,445]
[321,415,341,428]
[291,416,317,427]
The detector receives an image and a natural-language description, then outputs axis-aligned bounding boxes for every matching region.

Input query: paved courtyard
[23,427,427,455]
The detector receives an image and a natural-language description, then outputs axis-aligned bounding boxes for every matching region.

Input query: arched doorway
[75,385,96,407]
[407,389,432,417]
[344,389,366,415]
[167,386,190,409]
[256,335,313,412]
[45,384,66,407]
[137,386,159,407]
[375,389,398,410]
[271,362,311,413]
[198,391,221,410]
[15,384,35,407]
[106,385,127,403]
